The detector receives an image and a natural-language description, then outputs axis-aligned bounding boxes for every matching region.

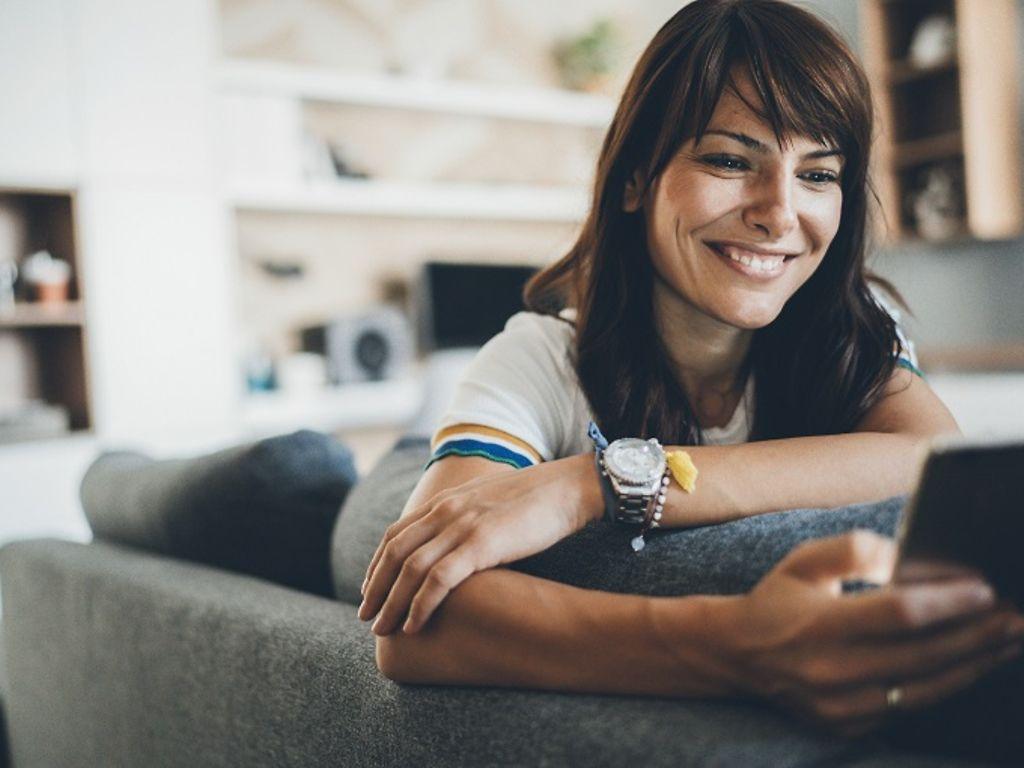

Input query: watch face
[604,438,664,485]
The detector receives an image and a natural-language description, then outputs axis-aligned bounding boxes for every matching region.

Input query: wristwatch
[599,436,668,525]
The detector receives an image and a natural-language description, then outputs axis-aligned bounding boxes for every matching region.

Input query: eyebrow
[701,130,844,160]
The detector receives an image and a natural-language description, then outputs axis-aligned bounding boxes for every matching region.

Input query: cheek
[807,191,843,248]
[661,171,739,230]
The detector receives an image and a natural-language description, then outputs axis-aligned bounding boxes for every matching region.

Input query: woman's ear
[623,171,644,212]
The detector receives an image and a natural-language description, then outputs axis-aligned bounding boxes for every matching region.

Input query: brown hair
[524,0,906,444]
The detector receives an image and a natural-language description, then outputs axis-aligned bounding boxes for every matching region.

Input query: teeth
[718,245,784,272]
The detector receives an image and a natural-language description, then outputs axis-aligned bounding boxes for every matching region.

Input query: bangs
[661,1,870,169]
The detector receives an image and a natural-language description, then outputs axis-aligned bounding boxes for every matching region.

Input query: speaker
[301,306,413,384]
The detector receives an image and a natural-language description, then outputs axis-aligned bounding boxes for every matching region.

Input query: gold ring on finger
[885,685,904,711]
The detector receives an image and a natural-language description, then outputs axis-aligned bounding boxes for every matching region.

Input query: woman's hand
[358,453,601,635]
[718,530,1024,737]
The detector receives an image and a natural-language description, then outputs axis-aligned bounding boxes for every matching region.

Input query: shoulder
[501,309,576,345]
[476,310,576,372]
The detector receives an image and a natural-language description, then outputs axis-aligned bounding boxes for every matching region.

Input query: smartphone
[896,436,1024,607]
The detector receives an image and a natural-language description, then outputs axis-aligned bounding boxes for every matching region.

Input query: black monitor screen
[420,262,539,350]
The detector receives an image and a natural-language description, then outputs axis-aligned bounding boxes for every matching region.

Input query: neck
[651,278,752,418]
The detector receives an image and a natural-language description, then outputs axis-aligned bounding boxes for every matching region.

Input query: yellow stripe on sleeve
[431,423,544,465]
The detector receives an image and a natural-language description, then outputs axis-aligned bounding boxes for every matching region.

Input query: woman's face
[635,71,845,331]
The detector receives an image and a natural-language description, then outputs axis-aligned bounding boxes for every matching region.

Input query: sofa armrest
[0,540,968,768]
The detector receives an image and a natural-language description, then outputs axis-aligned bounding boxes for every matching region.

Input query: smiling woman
[357,0,1024,756]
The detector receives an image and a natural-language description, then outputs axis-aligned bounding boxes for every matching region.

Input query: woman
[358,0,1023,740]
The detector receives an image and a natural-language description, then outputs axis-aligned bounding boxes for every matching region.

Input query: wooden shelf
[229,178,590,222]
[887,57,957,85]
[219,59,616,128]
[892,130,963,169]
[0,301,85,328]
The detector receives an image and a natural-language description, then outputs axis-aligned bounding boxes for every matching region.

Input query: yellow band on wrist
[666,450,698,493]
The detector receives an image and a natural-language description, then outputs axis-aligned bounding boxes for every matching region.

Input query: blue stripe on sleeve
[422,438,536,472]
[896,357,925,379]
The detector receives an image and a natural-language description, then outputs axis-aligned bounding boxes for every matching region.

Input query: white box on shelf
[240,375,425,438]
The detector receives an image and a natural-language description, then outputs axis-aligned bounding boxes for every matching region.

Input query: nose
[742,170,797,239]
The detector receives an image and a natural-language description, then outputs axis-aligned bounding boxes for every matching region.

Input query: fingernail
[371,618,383,634]
[972,585,996,606]
[403,618,416,634]
[357,601,369,621]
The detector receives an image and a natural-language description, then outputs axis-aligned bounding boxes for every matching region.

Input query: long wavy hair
[523,0,906,444]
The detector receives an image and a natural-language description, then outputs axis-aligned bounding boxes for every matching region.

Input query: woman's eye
[800,170,840,186]
[702,154,749,171]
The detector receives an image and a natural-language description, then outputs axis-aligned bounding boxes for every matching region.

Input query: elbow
[375,632,408,682]
[375,629,440,683]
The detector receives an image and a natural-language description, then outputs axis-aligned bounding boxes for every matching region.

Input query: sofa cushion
[330,438,904,604]
[81,429,357,597]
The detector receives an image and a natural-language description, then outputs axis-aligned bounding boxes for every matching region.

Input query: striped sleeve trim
[425,423,543,472]
[896,357,925,379]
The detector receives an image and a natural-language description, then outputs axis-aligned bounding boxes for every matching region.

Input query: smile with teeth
[711,243,790,274]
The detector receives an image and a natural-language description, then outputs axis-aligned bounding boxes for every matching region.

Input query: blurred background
[1,0,1022,545]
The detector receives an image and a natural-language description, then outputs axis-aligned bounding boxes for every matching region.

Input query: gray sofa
[0,435,1014,767]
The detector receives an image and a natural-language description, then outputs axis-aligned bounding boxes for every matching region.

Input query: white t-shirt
[429,308,754,469]
[428,293,919,470]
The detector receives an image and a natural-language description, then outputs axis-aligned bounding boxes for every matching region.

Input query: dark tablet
[896,436,1024,607]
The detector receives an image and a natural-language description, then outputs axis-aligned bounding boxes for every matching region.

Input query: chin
[714,303,785,330]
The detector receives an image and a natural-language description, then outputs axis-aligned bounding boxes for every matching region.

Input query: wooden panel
[860,0,901,242]
[957,0,1022,240]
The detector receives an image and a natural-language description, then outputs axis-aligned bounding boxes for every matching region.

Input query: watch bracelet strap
[593,449,619,524]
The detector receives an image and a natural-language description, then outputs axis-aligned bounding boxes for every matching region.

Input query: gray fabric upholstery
[0,539,980,768]
[331,437,430,604]
[0,628,8,768]
[81,429,357,596]
[331,438,904,604]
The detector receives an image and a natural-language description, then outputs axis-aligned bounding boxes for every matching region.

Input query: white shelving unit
[218,59,616,127]
[240,375,425,438]
[229,178,589,222]
[218,59,607,222]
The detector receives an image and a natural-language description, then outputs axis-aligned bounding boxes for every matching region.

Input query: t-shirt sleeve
[872,289,922,377]
[427,312,573,471]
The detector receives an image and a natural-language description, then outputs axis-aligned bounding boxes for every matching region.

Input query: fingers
[801,642,1021,727]
[827,578,997,640]
[358,511,444,623]
[362,498,439,596]
[403,550,479,634]
[776,530,896,588]
[366,526,465,635]
[809,607,1024,686]
[895,556,983,585]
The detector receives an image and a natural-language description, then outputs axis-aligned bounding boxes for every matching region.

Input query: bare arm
[635,368,961,528]
[375,461,1015,732]
[375,454,737,697]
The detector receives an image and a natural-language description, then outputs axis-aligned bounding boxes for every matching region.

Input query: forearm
[376,566,741,699]
[657,432,941,527]
[573,431,936,531]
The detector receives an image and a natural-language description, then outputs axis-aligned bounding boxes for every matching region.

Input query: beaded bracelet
[630,467,671,553]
